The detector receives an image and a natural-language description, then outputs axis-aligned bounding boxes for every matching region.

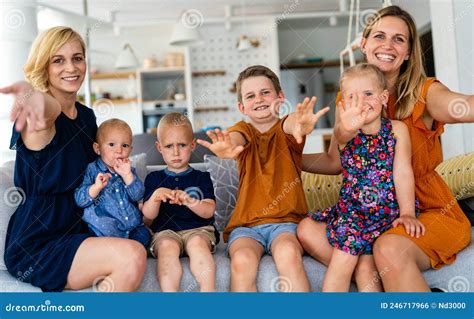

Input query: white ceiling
[38,0,384,25]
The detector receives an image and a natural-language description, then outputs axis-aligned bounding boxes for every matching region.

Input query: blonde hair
[362,5,426,120]
[96,119,132,143]
[340,63,388,91]
[24,26,86,92]
[341,64,389,117]
[157,112,193,142]
[236,65,282,103]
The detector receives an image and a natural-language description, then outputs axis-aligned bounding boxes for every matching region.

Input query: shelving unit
[194,106,229,113]
[91,71,136,80]
[280,59,361,70]
[192,70,226,77]
[137,65,192,133]
[92,98,138,105]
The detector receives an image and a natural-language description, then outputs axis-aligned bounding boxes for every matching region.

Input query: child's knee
[155,238,181,256]
[231,248,260,273]
[271,237,303,262]
[186,235,211,252]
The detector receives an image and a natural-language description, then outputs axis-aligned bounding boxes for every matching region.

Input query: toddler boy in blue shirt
[75,118,150,247]
[142,113,217,292]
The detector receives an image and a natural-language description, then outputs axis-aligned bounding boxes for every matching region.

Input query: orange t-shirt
[224,118,308,241]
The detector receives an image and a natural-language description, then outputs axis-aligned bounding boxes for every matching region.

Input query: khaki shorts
[149,225,217,258]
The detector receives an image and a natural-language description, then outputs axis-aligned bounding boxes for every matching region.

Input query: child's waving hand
[284,96,330,144]
[197,129,244,159]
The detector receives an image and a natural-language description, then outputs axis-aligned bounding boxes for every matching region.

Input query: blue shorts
[226,222,298,255]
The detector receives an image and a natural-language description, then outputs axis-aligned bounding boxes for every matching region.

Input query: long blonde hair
[362,5,426,120]
[24,27,86,92]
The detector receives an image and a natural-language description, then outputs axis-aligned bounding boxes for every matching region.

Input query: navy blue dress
[4,102,98,292]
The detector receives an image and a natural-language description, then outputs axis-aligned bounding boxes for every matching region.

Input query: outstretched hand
[0,81,59,132]
[196,129,244,159]
[338,93,369,134]
[291,96,330,144]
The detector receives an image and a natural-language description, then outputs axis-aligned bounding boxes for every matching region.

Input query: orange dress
[337,78,471,269]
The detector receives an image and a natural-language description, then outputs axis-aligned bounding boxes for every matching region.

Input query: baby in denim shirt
[75,119,150,247]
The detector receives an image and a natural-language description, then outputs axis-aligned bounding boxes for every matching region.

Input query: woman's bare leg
[65,237,147,292]
[373,234,431,292]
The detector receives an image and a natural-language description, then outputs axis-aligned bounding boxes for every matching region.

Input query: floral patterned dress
[309,117,409,255]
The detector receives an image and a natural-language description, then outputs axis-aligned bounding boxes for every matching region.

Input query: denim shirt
[74,158,145,238]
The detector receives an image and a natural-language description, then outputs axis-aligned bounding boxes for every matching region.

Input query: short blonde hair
[24,26,86,92]
[96,119,132,143]
[340,63,388,91]
[157,113,193,142]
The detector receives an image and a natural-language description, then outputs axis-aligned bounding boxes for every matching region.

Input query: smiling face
[47,39,86,95]
[94,126,133,171]
[361,16,411,76]
[341,73,389,125]
[157,125,195,173]
[238,75,285,126]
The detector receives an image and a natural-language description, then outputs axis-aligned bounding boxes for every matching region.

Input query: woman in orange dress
[298,5,473,291]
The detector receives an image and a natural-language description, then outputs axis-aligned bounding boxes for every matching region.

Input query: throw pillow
[204,155,239,231]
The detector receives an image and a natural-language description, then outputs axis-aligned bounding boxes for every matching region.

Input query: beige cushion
[435,152,474,200]
[301,172,342,212]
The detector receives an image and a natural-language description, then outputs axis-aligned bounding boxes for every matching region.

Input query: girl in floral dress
[309,63,425,292]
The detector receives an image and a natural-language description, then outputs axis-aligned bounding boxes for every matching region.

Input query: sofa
[1,152,473,292]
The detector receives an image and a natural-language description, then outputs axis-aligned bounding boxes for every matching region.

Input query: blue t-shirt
[144,167,216,234]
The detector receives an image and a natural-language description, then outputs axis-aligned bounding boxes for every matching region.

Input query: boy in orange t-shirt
[197,65,330,291]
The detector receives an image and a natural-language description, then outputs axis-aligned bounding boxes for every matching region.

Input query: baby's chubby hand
[114,158,132,176]
[94,172,112,190]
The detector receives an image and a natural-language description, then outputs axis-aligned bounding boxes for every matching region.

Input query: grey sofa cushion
[204,155,239,231]
[0,161,20,271]
[130,152,147,183]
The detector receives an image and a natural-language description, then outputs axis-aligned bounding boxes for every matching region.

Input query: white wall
[0,1,37,166]
[190,20,280,130]
[430,0,473,159]
[88,24,183,73]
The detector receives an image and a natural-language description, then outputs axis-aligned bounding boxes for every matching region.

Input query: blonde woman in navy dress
[0,27,146,292]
